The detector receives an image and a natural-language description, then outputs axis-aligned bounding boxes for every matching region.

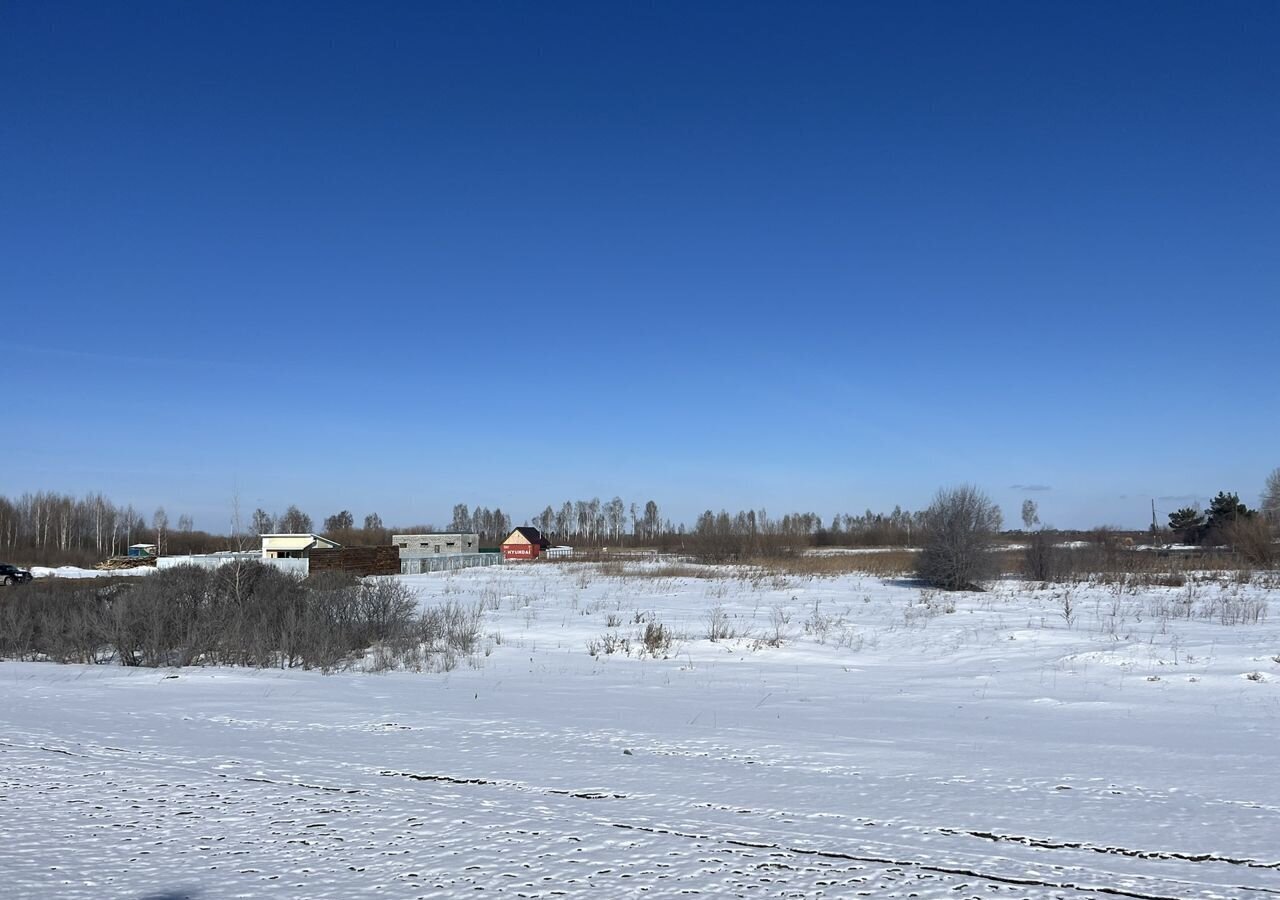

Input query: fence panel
[401,552,503,575]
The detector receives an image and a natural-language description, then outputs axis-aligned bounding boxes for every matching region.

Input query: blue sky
[2,1,1276,531]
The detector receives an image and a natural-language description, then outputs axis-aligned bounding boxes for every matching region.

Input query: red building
[501,526,549,561]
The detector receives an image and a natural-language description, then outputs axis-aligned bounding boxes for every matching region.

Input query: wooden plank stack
[308,546,399,577]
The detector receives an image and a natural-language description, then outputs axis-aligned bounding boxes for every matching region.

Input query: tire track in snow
[0,739,365,796]
[606,821,1280,900]
[936,826,1280,872]
[381,763,1280,883]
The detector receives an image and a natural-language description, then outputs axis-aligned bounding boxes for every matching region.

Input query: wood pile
[308,546,399,577]
[95,556,158,570]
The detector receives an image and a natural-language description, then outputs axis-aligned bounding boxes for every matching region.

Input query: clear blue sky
[2,1,1276,531]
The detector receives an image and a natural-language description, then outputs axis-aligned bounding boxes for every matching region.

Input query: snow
[2,562,1278,898]
[805,546,919,555]
[29,564,155,578]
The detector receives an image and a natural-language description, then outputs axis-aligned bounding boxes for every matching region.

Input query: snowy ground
[3,563,1278,899]
[29,564,155,578]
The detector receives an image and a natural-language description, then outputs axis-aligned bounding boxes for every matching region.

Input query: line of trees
[513,498,925,550]
[448,505,512,543]
[6,469,1275,569]
[0,492,215,566]
[1167,490,1274,564]
[526,498,656,545]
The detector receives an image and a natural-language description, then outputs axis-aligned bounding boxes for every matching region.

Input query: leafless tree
[277,505,313,534]
[1263,467,1280,528]
[323,510,354,532]
[1021,499,1040,530]
[450,504,471,532]
[1226,515,1275,566]
[250,508,274,536]
[1023,529,1059,582]
[152,507,169,555]
[915,485,1003,590]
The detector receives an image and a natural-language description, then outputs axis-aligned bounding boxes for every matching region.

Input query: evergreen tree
[1167,507,1205,544]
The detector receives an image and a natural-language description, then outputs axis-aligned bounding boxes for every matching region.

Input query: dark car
[0,563,33,585]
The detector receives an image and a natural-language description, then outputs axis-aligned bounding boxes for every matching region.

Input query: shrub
[706,605,735,641]
[1022,530,1060,582]
[0,564,440,672]
[1225,516,1275,567]
[640,619,674,657]
[915,485,1003,590]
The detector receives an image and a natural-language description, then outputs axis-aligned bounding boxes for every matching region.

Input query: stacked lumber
[95,556,158,570]
[308,546,399,577]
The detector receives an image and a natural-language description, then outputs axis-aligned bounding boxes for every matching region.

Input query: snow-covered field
[29,564,155,578]
[3,563,1278,899]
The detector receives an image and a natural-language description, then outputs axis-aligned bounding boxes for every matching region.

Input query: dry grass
[581,551,920,580]
[561,543,1273,587]
[763,550,919,578]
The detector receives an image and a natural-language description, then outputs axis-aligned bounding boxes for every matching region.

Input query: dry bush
[705,605,736,641]
[586,632,631,657]
[0,565,435,672]
[1226,516,1276,567]
[640,619,674,656]
[753,550,918,578]
[1022,530,1060,582]
[915,485,1003,590]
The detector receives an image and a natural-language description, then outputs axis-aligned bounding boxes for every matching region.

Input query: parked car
[1,563,33,585]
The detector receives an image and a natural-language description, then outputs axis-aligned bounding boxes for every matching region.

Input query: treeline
[501,497,924,554]
[0,492,226,567]
[250,506,434,548]
[1164,491,1274,565]
[447,505,513,543]
[10,471,1275,569]
[528,498,658,545]
[686,506,925,560]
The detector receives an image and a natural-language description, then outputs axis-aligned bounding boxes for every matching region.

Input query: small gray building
[394,533,496,575]
[393,533,480,557]
[391,532,478,560]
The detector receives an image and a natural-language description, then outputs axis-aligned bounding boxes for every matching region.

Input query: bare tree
[323,510,354,532]
[1023,528,1059,582]
[1226,515,1275,566]
[277,505,312,534]
[1021,499,1039,531]
[450,504,471,532]
[1263,467,1280,528]
[642,500,659,543]
[916,485,1003,590]
[606,496,625,543]
[250,508,274,536]
[152,507,169,555]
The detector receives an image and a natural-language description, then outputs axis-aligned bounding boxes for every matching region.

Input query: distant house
[260,533,341,559]
[501,526,550,561]
[392,533,481,557]
[127,543,158,558]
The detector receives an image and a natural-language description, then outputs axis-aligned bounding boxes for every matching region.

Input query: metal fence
[401,552,503,575]
[157,553,310,577]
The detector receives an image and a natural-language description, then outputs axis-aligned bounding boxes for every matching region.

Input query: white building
[260,533,341,559]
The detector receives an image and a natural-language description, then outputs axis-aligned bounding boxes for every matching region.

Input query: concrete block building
[393,533,481,557]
